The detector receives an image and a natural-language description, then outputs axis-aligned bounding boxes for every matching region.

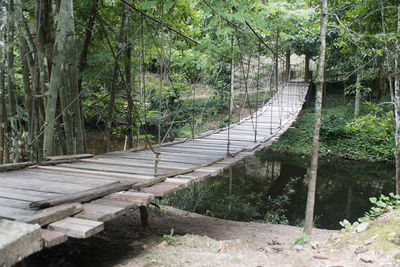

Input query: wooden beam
[29,181,137,208]
[21,203,83,226]
[48,217,104,238]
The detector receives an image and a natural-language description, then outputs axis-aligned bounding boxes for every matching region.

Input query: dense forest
[0,0,399,174]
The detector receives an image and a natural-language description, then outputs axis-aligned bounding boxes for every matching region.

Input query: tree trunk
[355,68,361,118]
[0,21,6,164]
[304,53,310,82]
[395,2,400,195]
[230,35,235,116]
[103,7,127,153]
[78,0,99,93]
[7,0,19,163]
[43,0,73,157]
[304,0,328,236]
[285,49,290,81]
[62,0,82,155]
[125,43,134,149]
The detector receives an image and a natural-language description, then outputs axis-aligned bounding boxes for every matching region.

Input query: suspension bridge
[0,75,309,265]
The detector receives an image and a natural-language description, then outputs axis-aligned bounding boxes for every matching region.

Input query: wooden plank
[175,142,243,150]
[75,203,127,222]
[142,182,184,197]
[104,153,212,165]
[29,181,137,208]
[0,177,94,194]
[21,203,83,226]
[90,198,138,209]
[44,153,93,162]
[0,205,35,220]
[37,166,154,180]
[158,147,227,156]
[56,162,171,176]
[81,158,197,171]
[48,217,104,238]
[41,229,68,248]
[22,170,119,186]
[106,191,154,206]
[0,187,61,202]
[0,162,32,172]
[0,219,42,266]
[0,197,32,210]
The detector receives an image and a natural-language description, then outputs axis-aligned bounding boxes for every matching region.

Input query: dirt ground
[26,206,399,267]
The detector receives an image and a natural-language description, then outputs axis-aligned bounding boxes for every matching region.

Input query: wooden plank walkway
[0,81,309,265]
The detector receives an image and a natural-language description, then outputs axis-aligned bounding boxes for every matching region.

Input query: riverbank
[270,91,394,162]
[26,206,400,266]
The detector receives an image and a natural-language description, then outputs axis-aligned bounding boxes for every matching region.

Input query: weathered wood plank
[21,203,83,226]
[0,219,42,266]
[0,187,61,202]
[44,153,93,162]
[0,205,35,220]
[48,217,104,238]
[56,162,172,175]
[75,203,127,222]
[81,158,197,171]
[41,229,68,248]
[142,182,184,197]
[0,162,32,172]
[37,166,154,180]
[29,181,137,208]
[106,191,154,206]
[0,177,93,194]
[0,197,32,210]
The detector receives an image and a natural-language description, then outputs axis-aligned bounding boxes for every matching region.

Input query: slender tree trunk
[19,41,33,144]
[230,35,235,116]
[43,0,72,157]
[355,68,361,118]
[62,1,82,155]
[7,0,19,163]
[78,0,99,93]
[285,49,290,81]
[0,21,6,164]
[103,7,127,153]
[394,3,400,195]
[304,53,310,82]
[304,0,328,236]
[125,43,134,149]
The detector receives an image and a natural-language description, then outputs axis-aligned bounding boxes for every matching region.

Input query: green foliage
[271,94,395,161]
[163,228,176,244]
[294,233,310,245]
[361,193,400,222]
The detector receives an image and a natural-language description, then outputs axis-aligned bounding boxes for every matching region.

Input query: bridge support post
[139,206,149,228]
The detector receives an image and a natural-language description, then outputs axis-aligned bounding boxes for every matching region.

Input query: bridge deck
[0,81,308,266]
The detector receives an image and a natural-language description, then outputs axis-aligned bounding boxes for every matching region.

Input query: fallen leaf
[310,241,319,249]
[268,240,281,245]
[360,257,373,263]
[217,241,225,253]
[355,246,369,254]
[313,254,329,259]
[156,240,168,249]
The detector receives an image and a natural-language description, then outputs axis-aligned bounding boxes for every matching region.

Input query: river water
[166,149,395,230]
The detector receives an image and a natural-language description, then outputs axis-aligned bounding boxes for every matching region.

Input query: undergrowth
[270,93,394,162]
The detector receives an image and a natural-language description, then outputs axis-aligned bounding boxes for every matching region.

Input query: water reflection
[167,149,395,230]
[244,150,395,229]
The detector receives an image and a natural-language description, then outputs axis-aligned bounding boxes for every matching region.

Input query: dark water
[252,150,395,229]
[166,149,395,230]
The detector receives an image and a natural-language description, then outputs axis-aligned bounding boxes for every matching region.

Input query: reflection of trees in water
[166,149,395,229]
